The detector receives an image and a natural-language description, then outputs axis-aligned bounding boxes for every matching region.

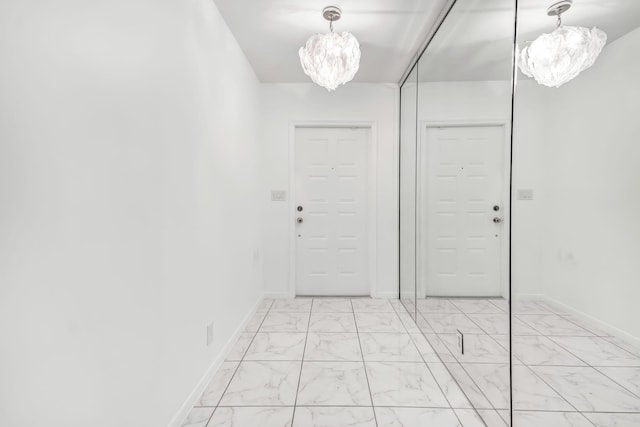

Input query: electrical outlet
[206,322,215,346]
[456,330,464,355]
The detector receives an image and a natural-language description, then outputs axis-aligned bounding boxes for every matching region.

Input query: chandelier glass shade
[299,7,361,91]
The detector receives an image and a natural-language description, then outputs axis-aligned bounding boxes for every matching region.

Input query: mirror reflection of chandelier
[299,6,361,91]
[519,0,607,88]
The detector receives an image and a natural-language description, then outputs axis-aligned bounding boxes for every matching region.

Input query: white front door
[294,127,369,296]
[419,125,505,297]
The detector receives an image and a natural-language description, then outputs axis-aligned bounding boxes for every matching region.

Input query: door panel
[295,127,369,296]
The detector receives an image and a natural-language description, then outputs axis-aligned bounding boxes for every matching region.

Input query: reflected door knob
[296,217,304,224]
[493,217,503,224]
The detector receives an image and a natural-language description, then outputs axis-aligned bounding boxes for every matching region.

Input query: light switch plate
[517,189,534,201]
[271,190,287,201]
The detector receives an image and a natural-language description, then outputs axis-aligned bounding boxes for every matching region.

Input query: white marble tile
[359,332,423,362]
[245,312,267,332]
[512,300,554,315]
[304,332,362,361]
[488,298,509,312]
[226,333,255,361]
[512,411,591,427]
[219,361,301,406]
[354,312,405,333]
[198,362,239,406]
[181,407,214,427]
[428,363,473,409]
[512,336,586,366]
[351,298,395,312]
[597,366,640,397]
[516,314,593,336]
[476,409,509,427]
[309,312,357,332]
[558,314,614,337]
[444,363,493,409]
[417,298,461,313]
[550,336,640,366]
[531,365,640,412]
[450,299,505,314]
[422,313,484,334]
[293,407,376,427]
[209,407,294,427]
[311,298,353,313]
[456,409,507,427]
[390,298,406,311]
[585,413,640,427]
[491,334,510,351]
[397,312,421,333]
[466,314,538,336]
[410,333,452,362]
[365,361,449,407]
[604,336,640,358]
[463,364,572,411]
[261,312,310,332]
[256,299,275,313]
[375,407,460,427]
[296,361,371,406]
[271,298,313,312]
[416,313,436,333]
[440,334,509,364]
[244,332,306,360]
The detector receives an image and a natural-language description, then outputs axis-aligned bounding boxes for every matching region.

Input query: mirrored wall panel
[399,0,516,425]
[511,1,640,425]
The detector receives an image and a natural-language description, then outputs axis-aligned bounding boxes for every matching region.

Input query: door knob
[493,217,503,224]
[296,217,304,224]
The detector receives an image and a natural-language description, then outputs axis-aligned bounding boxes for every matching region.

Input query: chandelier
[299,6,361,91]
[519,0,607,88]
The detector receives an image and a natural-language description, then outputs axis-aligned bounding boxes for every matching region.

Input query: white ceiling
[212,0,451,83]
[416,0,640,82]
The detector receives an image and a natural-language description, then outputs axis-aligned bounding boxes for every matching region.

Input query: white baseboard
[374,291,399,300]
[167,297,263,427]
[541,295,640,350]
[263,292,291,299]
[511,293,544,301]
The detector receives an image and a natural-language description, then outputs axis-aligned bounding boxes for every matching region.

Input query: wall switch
[206,322,215,346]
[456,330,464,355]
[271,190,287,201]
[517,189,534,200]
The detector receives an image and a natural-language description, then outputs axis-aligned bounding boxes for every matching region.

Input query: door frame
[417,119,511,299]
[288,121,378,298]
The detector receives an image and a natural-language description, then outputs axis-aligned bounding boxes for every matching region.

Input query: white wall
[260,83,399,298]
[530,27,640,340]
[0,1,263,426]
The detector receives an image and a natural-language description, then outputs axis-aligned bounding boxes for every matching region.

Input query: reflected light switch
[271,190,287,201]
[517,189,534,201]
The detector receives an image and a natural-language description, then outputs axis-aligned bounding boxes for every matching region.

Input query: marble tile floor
[406,297,640,426]
[181,297,503,427]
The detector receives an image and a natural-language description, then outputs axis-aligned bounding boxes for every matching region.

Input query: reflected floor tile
[416,314,436,333]
[428,363,473,408]
[585,413,640,427]
[411,333,449,363]
[297,362,371,406]
[456,409,507,427]
[444,363,493,409]
[271,298,313,312]
[513,411,591,427]
[226,333,255,361]
[550,336,640,367]
[181,407,214,427]
[467,314,538,336]
[351,298,395,312]
[365,361,449,407]
[375,407,460,427]
[397,312,421,333]
[354,312,405,333]
[293,407,375,427]
[477,409,509,427]
[440,334,509,364]
[488,298,509,312]
[423,313,484,334]
[219,361,301,406]
[256,299,275,313]
[261,312,310,332]
[512,336,585,366]
[245,312,267,332]
[304,332,362,361]
[209,407,293,427]
[517,314,593,336]
[531,365,640,412]
[512,300,554,315]
[597,366,640,397]
[198,362,239,406]
[244,332,306,361]
[417,299,461,313]
[311,298,353,313]
[309,313,357,332]
[450,299,505,314]
[359,332,422,362]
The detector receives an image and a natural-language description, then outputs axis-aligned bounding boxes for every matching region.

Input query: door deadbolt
[296,217,304,224]
[493,217,503,224]
[297,206,303,212]
[493,205,500,211]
